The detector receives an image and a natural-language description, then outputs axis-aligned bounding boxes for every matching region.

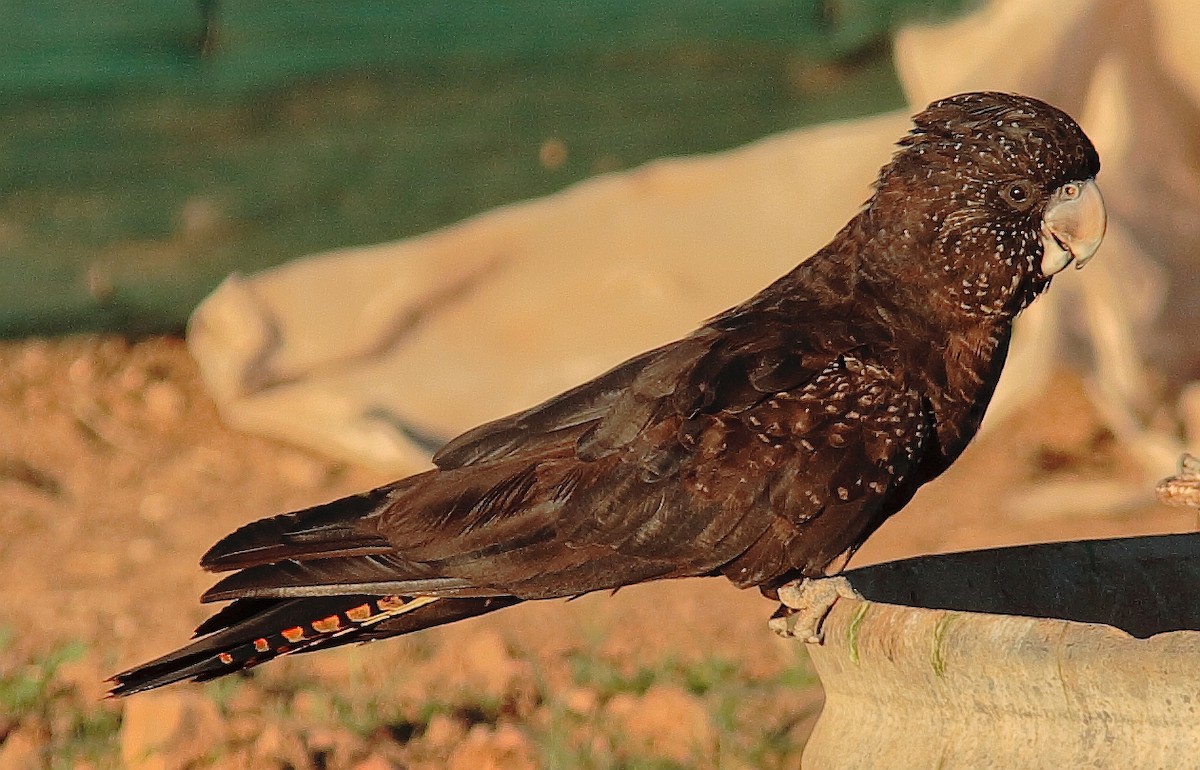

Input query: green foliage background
[0,0,972,336]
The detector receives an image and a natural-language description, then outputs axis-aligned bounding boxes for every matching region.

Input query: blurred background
[12,2,1200,770]
[0,0,969,337]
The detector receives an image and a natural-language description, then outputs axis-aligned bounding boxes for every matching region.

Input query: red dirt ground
[0,335,1191,769]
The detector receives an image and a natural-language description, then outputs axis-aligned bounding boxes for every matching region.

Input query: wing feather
[200,313,929,603]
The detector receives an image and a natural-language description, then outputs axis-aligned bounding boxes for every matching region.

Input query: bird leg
[769,575,862,644]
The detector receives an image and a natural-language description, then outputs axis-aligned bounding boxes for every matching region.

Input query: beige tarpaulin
[188,0,1199,476]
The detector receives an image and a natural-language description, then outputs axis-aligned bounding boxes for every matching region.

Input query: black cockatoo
[111,91,1106,695]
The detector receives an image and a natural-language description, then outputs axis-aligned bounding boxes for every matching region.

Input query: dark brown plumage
[110,92,1105,695]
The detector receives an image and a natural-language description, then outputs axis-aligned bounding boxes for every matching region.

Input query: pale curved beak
[1039,178,1106,276]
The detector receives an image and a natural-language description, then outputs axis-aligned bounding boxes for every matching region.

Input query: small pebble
[139,493,171,523]
[143,381,186,425]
